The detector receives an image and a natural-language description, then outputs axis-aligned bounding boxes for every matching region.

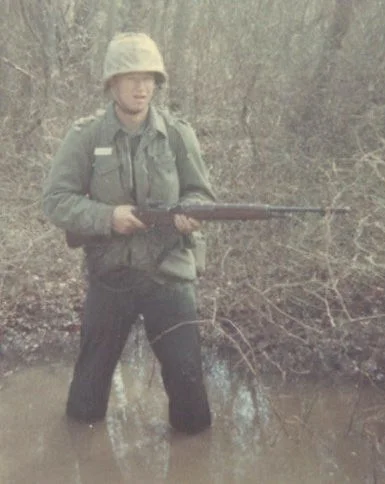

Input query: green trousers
[66,271,211,434]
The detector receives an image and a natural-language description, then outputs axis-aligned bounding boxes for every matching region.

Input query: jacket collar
[103,102,167,144]
[147,105,168,139]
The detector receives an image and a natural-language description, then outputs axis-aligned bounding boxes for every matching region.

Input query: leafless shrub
[1,0,385,378]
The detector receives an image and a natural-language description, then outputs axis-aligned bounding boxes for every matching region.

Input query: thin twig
[0,56,35,79]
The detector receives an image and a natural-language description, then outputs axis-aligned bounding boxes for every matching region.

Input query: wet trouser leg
[66,280,137,422]
[140,281,211,434]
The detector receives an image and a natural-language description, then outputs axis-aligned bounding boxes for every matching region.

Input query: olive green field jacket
[43,103,215,280]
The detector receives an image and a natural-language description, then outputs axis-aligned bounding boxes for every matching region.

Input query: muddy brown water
[1,329,384,484]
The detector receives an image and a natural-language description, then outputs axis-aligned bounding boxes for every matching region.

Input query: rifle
[133,202,350,224]
[66,202,350,248]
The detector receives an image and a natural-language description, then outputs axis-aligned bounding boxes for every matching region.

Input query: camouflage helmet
[103,33,167,87]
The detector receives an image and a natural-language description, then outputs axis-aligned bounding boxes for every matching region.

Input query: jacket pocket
[90,153,126,204]
[93,155,120,174]
[146,143,179,202]
[147,141,176,174]
[158,248,196,280]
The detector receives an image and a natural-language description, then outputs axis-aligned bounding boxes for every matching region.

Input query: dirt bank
[2,278,385,386]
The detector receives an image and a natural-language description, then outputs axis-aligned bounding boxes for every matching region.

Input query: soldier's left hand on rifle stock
[174,214,201,234]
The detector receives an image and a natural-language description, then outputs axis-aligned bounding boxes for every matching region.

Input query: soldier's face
[111,72,156,115]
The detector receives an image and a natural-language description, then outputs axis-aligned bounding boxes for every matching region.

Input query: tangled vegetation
[1,0,384,381]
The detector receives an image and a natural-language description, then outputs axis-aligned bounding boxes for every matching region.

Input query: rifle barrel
[169,203,350,220]
[267,206,350,214]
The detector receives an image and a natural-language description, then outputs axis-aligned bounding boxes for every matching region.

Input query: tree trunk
[300,0,354,124]
[168,0,195,114]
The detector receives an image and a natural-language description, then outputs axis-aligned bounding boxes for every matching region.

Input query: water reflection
[0,329,384,484]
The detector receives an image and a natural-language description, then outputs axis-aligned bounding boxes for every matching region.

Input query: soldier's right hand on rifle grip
[112,205,147,235]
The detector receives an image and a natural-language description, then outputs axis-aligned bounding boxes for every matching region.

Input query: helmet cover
[103,33,167,87]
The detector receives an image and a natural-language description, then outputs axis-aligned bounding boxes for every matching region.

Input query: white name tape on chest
[94,147,113,156]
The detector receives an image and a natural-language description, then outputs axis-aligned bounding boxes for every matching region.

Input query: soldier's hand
[112,205,147,235]
[174,214,201,234]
